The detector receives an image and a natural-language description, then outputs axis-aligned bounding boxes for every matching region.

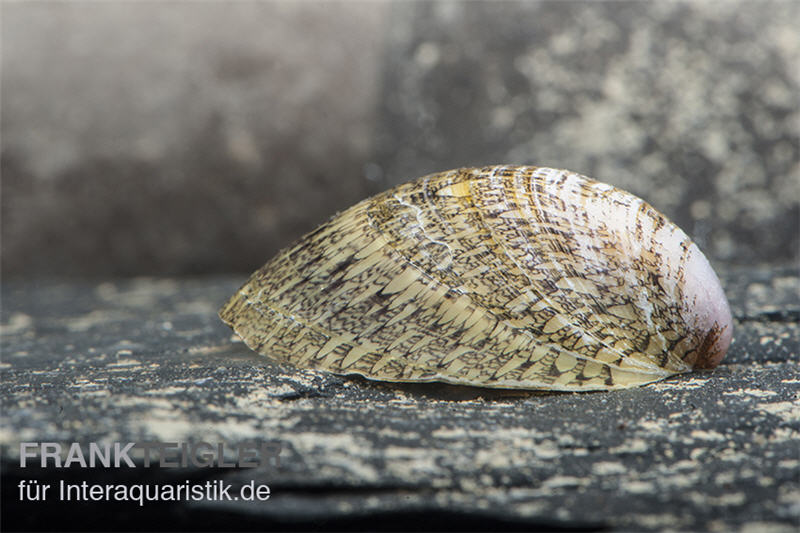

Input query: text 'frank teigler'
[19,441,282,468]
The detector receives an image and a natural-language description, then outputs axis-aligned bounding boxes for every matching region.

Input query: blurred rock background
[2,0,798,279]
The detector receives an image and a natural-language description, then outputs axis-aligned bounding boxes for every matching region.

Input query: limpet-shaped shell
[220,166,732,391]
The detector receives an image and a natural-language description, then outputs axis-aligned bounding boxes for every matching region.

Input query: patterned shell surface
[220,166,733,391]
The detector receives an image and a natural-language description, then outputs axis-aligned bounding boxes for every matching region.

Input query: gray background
[2,0,798,279]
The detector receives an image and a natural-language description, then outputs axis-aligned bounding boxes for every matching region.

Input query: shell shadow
[342,373,571,402]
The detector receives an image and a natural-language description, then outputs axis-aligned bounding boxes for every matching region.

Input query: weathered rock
[1,266,798,531]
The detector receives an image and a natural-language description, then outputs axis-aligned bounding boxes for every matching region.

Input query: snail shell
[220,166,732,391]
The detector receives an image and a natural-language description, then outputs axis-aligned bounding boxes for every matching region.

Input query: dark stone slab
[1,266,798,531]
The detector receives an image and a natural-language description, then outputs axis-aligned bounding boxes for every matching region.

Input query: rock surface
[2,266,798,531]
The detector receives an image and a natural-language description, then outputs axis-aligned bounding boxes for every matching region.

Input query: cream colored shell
[220,166,732,391]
